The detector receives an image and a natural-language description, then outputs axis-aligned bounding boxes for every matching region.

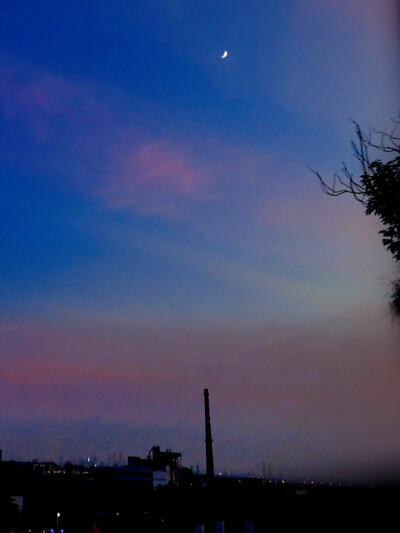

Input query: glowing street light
[56,513,61,527]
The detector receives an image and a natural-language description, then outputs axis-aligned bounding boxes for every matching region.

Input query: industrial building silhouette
[0,390,397,532]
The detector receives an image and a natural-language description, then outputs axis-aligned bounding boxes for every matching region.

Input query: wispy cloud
[102,140,215,215]
[0,55,104,141]
[0,54,221,217]
[1,308,400,477]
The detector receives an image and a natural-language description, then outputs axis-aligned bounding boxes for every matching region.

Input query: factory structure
[0,389,381,533]
[0,389,218,531]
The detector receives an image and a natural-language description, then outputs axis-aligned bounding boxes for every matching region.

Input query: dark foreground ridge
[1,453,400,533]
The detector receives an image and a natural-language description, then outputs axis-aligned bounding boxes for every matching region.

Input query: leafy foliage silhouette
[311,116,400,317]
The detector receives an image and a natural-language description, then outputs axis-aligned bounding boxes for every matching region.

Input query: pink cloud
[0,56,288,223]
[1,73,75,116]
[1,309,400,475]
[131,142,203,195]
[2,308,400,418]
[0,55,219,217]
[101,140,214,215]
[0,320,176,388]
[1,359,153,386]
[0,57,106,145]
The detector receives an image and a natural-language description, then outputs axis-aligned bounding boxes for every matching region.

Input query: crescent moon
[221,51,228,58]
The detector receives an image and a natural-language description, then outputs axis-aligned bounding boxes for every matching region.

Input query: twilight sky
[1,0,400,481]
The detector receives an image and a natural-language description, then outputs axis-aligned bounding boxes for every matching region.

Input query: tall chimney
[204,388,214,482]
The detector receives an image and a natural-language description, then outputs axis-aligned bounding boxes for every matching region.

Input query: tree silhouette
[311,116,400,317]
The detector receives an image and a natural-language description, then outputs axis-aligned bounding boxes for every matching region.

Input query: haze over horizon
[1,0,400,482]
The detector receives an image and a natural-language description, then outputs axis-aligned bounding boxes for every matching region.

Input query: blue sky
[1,0,399,480]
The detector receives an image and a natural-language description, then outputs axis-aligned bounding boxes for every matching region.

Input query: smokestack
[204,388,214,482]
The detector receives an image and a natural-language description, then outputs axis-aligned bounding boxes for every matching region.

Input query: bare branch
[311,114,400,317]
